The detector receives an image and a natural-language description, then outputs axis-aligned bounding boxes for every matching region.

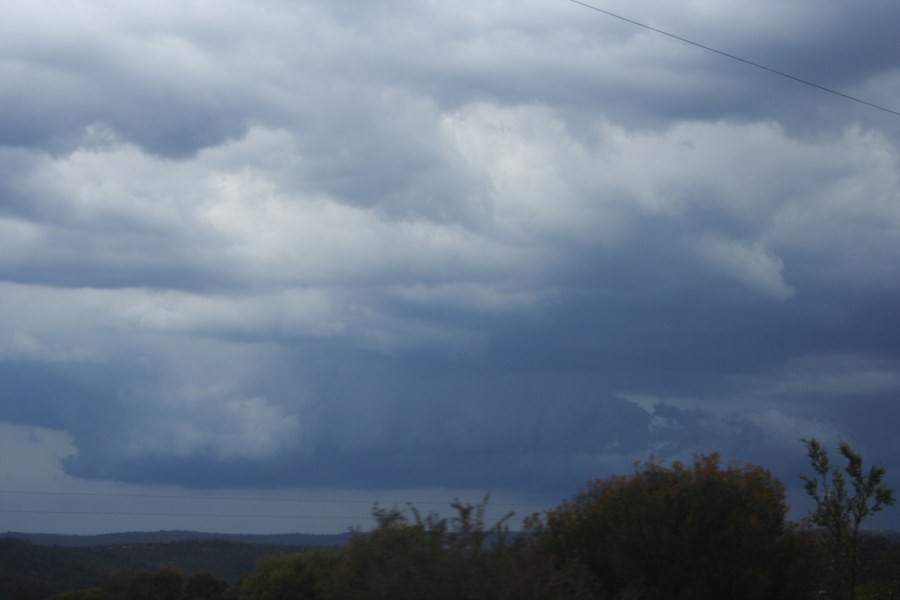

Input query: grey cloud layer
[0,0,898,512]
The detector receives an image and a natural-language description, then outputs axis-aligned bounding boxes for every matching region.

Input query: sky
[1,0,899,535]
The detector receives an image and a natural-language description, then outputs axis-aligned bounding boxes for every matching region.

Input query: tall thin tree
[800,439,895,600]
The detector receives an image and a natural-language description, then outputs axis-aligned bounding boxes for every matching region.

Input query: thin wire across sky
[569,0,900,117]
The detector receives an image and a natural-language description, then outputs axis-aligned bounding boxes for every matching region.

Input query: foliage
[44,569,232,600]
[858,533,900,591]
[854,581,899,600]
[232,495,548,600]
[341,497,522,600]
[46,589,108,600]
[539,453,819,599]
[367,498,509,597]
[184,571,230,600]
[0,537,302,599]
[234,549,350,600]
[0,537,106,600]
[801,438,896,600]
[104,567,184,600]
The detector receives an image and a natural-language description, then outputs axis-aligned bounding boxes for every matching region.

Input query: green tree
[184,571,229,600]
[47,589,108,600]
[105,567,184,600]
[540,453,818,599]
[801,438,896,600]
[235,549,350,600]
[233,496,533,600]
[854,580,899,600]
[341,496,521,600]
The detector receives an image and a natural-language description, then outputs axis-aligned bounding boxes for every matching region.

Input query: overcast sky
[1,0,899,535]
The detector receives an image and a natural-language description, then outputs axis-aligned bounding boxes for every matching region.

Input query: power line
[0,491,544,526]
[0,489,375,505]
[0,489,536,509]
[568,0,900,118]
[0,508,363,520]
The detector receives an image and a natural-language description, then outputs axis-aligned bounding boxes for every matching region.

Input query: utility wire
[569,0,900,118]
[0,489,393,505]
[0,489,535,508]
[0,508,363,520]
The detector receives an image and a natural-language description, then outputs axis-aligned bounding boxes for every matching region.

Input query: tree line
[46,439,896,600]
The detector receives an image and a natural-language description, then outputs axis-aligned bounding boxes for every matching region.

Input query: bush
[539,453,819,600]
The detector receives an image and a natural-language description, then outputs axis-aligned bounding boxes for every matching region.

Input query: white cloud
[387,282,550,314]
[0,283,117,364]
[743,409,842,450]
[692,237,794,300]
[769,128,900,288]
[0,218,43,261]
[0,421,77,485]
[125,385,302,461]
[0,331,102,363]
[769,354,900,398]
[1,103,896,363]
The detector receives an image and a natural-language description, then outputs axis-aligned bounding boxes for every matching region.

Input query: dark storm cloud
[63,378,656,493]
[0,0,898,532]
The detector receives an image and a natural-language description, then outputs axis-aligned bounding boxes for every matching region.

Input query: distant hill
[1,529,351,547]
